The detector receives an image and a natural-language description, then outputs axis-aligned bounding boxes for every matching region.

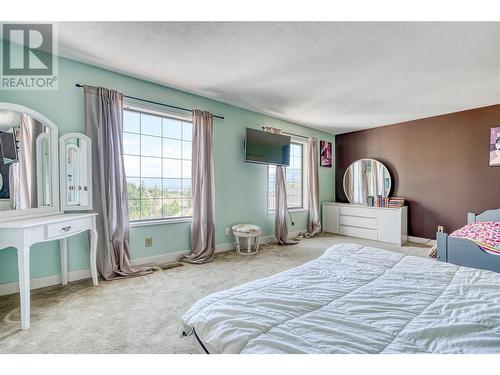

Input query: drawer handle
[61,226,72,232]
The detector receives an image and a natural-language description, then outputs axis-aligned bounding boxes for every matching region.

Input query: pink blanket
[450,221,500,255]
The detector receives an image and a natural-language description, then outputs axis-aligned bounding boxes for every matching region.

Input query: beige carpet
[0,234,432,353]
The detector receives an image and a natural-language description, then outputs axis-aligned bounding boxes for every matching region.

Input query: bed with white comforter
[180,243,500,353]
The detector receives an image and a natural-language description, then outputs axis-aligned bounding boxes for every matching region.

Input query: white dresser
[323,202,407,245]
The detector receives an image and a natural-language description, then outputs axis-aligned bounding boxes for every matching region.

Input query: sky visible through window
[122,109,193,221]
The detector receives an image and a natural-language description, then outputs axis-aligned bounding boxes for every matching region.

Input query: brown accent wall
[335,104,500,239]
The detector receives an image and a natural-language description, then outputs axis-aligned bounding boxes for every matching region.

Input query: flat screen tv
[0,131,17,163]
[245,128,290,166]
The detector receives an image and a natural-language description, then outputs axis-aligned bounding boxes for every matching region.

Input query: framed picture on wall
[320,140,332,167]
[490,126,500,166]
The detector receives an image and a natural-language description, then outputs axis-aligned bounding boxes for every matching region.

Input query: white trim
[130,217,192,227]
[268,208,308,216]
[0,230,305,296]
[0,269,91,296]
[123,102,192,122]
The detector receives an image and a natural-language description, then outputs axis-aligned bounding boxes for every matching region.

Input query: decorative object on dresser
[437,208,500,273]
[0,102,97,330]
[319,140,332,167]
[366,196,405,208]
[323,202,408,245]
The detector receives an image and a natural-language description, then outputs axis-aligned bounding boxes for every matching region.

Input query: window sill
[268,208,308,215]
[130,217,192,227]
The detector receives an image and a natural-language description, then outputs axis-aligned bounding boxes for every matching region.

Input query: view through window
[122,108,192,221]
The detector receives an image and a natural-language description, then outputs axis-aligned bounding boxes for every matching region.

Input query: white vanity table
[0,212,98,329]
[0,103,97,329]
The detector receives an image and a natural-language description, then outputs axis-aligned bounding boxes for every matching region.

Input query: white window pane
[291,143,302,156]
[123,132,140,155]
[123,109,194,220]
[268,141,305,210]
[163,158,182,178]
[182,122,192,141]
[163,178,182,198]
[128,200,141,221]
[123,110,140,134]
[141,135,162,157]
[163,138,182,159]
[163,118,182,139]
[124,155,140,177]
[182,141,192,160]
[141,178,162,198]
[182,160,192,179]
[268,194,275,211]
[290,156,301,169]
[141,114,162,136]
[141,198,163,220]
[182,179,192,197]
[126,178,141,200]
[163,198,182,217]
[181,198,193,217]
[141,157,162,178]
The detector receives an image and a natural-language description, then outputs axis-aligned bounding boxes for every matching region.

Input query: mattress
[180,243,500,353]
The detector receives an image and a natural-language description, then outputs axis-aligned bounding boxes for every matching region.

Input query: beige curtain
[9,161,20,209]
[300,137,321,238]
[263,126,298,246]
[85,85,158,280]
[179,110,215,264]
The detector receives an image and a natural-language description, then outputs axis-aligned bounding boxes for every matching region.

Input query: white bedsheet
[180,243,500,353]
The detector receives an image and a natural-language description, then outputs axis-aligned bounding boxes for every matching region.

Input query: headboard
[467,208,500,224]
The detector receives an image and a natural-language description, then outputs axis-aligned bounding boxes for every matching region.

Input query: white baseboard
[0,269,92,296]
[0,230,305,296]
[408,235,436,245]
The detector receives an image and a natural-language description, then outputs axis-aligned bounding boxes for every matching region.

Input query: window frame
[122,103,193,226]
[267,137,309,214]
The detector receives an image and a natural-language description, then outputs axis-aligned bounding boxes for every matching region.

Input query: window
[122,106,192,222]
[268,141,307,212]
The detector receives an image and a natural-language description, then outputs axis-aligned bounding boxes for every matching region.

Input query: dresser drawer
[340,225,378,241]
[339,215,378,229]
[339,206,377,218]
[46,218,90,239]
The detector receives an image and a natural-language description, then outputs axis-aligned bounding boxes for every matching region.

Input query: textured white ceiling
[58,22,500,134]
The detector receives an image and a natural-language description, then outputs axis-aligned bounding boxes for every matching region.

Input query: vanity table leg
[89,228,99,286]
[60,238,69,285]
[17,243,31,330]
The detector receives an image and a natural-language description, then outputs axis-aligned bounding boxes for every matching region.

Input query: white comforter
[180,243,500,353]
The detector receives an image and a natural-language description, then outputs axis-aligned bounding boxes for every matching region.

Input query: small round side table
[232,224,261,255]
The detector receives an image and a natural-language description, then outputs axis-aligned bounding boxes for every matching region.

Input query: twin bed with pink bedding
[437,209,500,273]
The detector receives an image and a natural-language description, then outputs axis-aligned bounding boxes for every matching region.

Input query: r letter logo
[1,23,58,90]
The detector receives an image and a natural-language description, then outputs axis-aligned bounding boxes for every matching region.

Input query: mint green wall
[0,54,335,285]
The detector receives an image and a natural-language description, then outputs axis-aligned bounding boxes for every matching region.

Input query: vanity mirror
[343,158,391,204]
[0,103,98,330]
[59,133,93,210]
[0,103,59,218]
